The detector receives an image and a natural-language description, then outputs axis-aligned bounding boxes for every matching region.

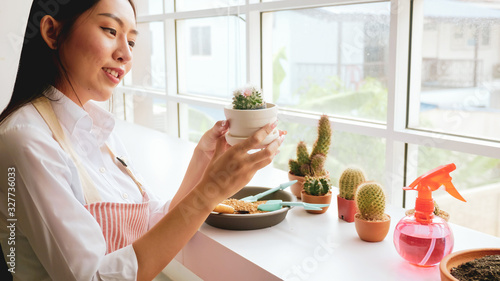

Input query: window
[262,3,390,123]
[190,26,212,56]
[177,16,246,98]
[410,0,500,140]
[116,0,500,238]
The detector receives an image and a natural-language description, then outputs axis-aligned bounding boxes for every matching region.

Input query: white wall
[0,0,31,112]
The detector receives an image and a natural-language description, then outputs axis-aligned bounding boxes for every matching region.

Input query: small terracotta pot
[354,213,391,242]
[288,172,305,199]
[337,195,357,223]
[301,191,332,214]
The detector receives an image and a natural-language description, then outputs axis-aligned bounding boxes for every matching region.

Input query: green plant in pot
[288,114,332,199]
[354,182,391,242]
[338,167,366,223]
[224,86,279,147]
[301,176,332,214]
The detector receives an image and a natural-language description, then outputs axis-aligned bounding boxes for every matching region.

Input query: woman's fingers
[236,122,277,151]
[246,135,283,165]
[212,135,228,160]
[216,120,229,136]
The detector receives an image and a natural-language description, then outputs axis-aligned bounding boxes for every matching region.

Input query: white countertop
[115,120,500,281]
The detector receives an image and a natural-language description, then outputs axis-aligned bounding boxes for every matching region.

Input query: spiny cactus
[339,167,366,200]
[288,115,332,177]
[232,86,266,109]
[355,182,386,221]
[311,115,332,156]
[303,176,331,196]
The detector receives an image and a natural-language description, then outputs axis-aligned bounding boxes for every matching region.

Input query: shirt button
[122,193,129,200]
[99,167,106,173]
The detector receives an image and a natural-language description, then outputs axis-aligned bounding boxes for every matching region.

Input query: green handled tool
[258,200,330,211]
[240,180,297,202]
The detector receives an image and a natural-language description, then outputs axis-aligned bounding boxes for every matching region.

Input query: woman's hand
[196,120,230,160]
[197,120,287,160]
[197,122,285,206]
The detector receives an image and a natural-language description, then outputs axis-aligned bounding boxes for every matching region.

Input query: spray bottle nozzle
[404,163,466,223]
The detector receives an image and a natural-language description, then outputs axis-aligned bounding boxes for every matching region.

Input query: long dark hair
[0,0,136,123]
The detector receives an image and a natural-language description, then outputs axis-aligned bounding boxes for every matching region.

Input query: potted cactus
[224,85,279,146]
[338,167,366,222]
[288,115,332,198]
[301,176,332,214]
[354,182,391,242]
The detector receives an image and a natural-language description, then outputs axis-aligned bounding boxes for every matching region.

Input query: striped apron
[33,97,149,254]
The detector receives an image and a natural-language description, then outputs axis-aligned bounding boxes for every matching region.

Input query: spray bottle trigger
[443,181,467,202]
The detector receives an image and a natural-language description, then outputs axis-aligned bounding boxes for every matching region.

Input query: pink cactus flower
[243,88,252,97]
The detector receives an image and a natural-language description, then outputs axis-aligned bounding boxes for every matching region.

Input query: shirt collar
[45,86,115,145]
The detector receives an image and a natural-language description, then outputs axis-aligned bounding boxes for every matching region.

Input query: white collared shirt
[0,87,170,280]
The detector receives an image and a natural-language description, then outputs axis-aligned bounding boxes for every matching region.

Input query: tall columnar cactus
[303,176,331,196]
[355,182,386,221]
[339,167,366,200]
[311,115,332,157]
[288,115,332,177]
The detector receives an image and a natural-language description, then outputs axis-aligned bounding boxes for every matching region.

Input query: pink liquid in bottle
[394,215,454,266]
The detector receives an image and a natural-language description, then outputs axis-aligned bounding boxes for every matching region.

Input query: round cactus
[232,86,265,109]
[303,176,331,196]
[355,182,386,221]
[339,167,366,200]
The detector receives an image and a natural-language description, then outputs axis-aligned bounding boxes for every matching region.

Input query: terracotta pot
[439,248,500,281]
[224,103,279,146]
[354,213,391,242]
[337,195,357,222]
[288,172,306,199]
[301,190,332,214]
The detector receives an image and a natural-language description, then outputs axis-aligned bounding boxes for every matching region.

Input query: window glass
[125,22,166,90]
[263,2,390,122]
[135,0,164,16]
[122,93,168,132]
[176,0,244,12]
[410,0,500,140]
[407,144,500,237]
[164,0,174,13]
[177,16,246,98]
[185,104,225,143]
[273,119,386,194]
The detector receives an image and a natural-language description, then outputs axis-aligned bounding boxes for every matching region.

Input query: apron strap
[105,144,145,195]
[32,97,103,204]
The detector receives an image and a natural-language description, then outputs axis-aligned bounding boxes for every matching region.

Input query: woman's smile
[102,67,124,84]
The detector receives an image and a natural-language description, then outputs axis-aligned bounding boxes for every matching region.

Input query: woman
[0,0,284,280]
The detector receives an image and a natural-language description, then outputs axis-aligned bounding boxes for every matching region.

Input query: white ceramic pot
[224,103,279,146]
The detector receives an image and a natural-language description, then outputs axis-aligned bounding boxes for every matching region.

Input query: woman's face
[56,0,137,104]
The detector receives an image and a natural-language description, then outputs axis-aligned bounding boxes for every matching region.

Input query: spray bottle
[393,163,466,266]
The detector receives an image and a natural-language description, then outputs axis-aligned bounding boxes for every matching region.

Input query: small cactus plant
[355,182,387,221]
[232,86,266,109]
[303,176,331,196]
[289,115,332,177]
[339,167,366,200]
